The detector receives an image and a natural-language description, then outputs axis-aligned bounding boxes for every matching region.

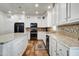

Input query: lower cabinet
[38,32,46,45]
[57,43,69,56]
[13,36,28,56]
[50,37,57,56]
[49,35,70,56]
[0,35,28,56]
[27,32,30,40]
[2,41,14,56]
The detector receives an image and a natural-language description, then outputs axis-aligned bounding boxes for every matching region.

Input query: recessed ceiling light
[35,4,39,7]
[36,11,39,14]
[8,11,12,14]
[48,6,51,9]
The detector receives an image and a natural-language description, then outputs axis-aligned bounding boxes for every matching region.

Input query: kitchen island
[0,33,28,56]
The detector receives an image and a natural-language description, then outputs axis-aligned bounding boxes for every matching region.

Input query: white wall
[0,12,14,35]
[0,12,26,35]
[0,12,48,35]
[25,16,47,27]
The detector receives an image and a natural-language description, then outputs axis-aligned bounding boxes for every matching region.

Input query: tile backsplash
[58,24,79,39]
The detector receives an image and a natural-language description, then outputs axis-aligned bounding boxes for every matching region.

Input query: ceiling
[0,3,53,16]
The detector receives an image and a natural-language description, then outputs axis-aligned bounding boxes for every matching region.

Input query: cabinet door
[59,3,67,25]
[38,32,46,45]
[49,36,57,56]
[68,3,79,22]
[3,41,13,56]
[51,38,57,56]
[52,4,59,26]
[57,43,69,56]
[38,32,42,40]
[13,36,27,56]
[49,36,52,56]
[0,13,4,34]
[27,32,30,40]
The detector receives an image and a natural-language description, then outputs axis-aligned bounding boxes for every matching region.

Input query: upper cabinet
[68,3,79,22]
[47,10,52,27]
[51,4,59,26]
[53,3,79,26]
[58,3,67,25]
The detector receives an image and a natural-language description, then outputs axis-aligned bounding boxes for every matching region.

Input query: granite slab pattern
[47,32,79,47]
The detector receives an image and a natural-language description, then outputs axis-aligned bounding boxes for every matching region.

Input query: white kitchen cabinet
[0,12,5,35]
[58,3,68,25]
[49,35,57,56]
[58,3,79,25]
[49,37,69,56]
[38,32,46,45]
[27,32,30,40]
[47,10,52,27]
[49,35,51,56]
[25,16,47,27]
[48,33,79,56]
[57,43,69,56]
[52,4,59,26]
[69,48,79,56]
[0,34,28,56]
[68,3,79,22]
[2,41,14,56]
[49,36,57,56]
[51,38,57,56]
[52,3,68,26]
[13,36,28,56]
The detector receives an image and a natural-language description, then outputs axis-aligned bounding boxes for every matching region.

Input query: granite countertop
[0,33,27,44]
[47,32,79,47]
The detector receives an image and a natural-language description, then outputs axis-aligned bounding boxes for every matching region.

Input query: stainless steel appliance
[30,23,37,40]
